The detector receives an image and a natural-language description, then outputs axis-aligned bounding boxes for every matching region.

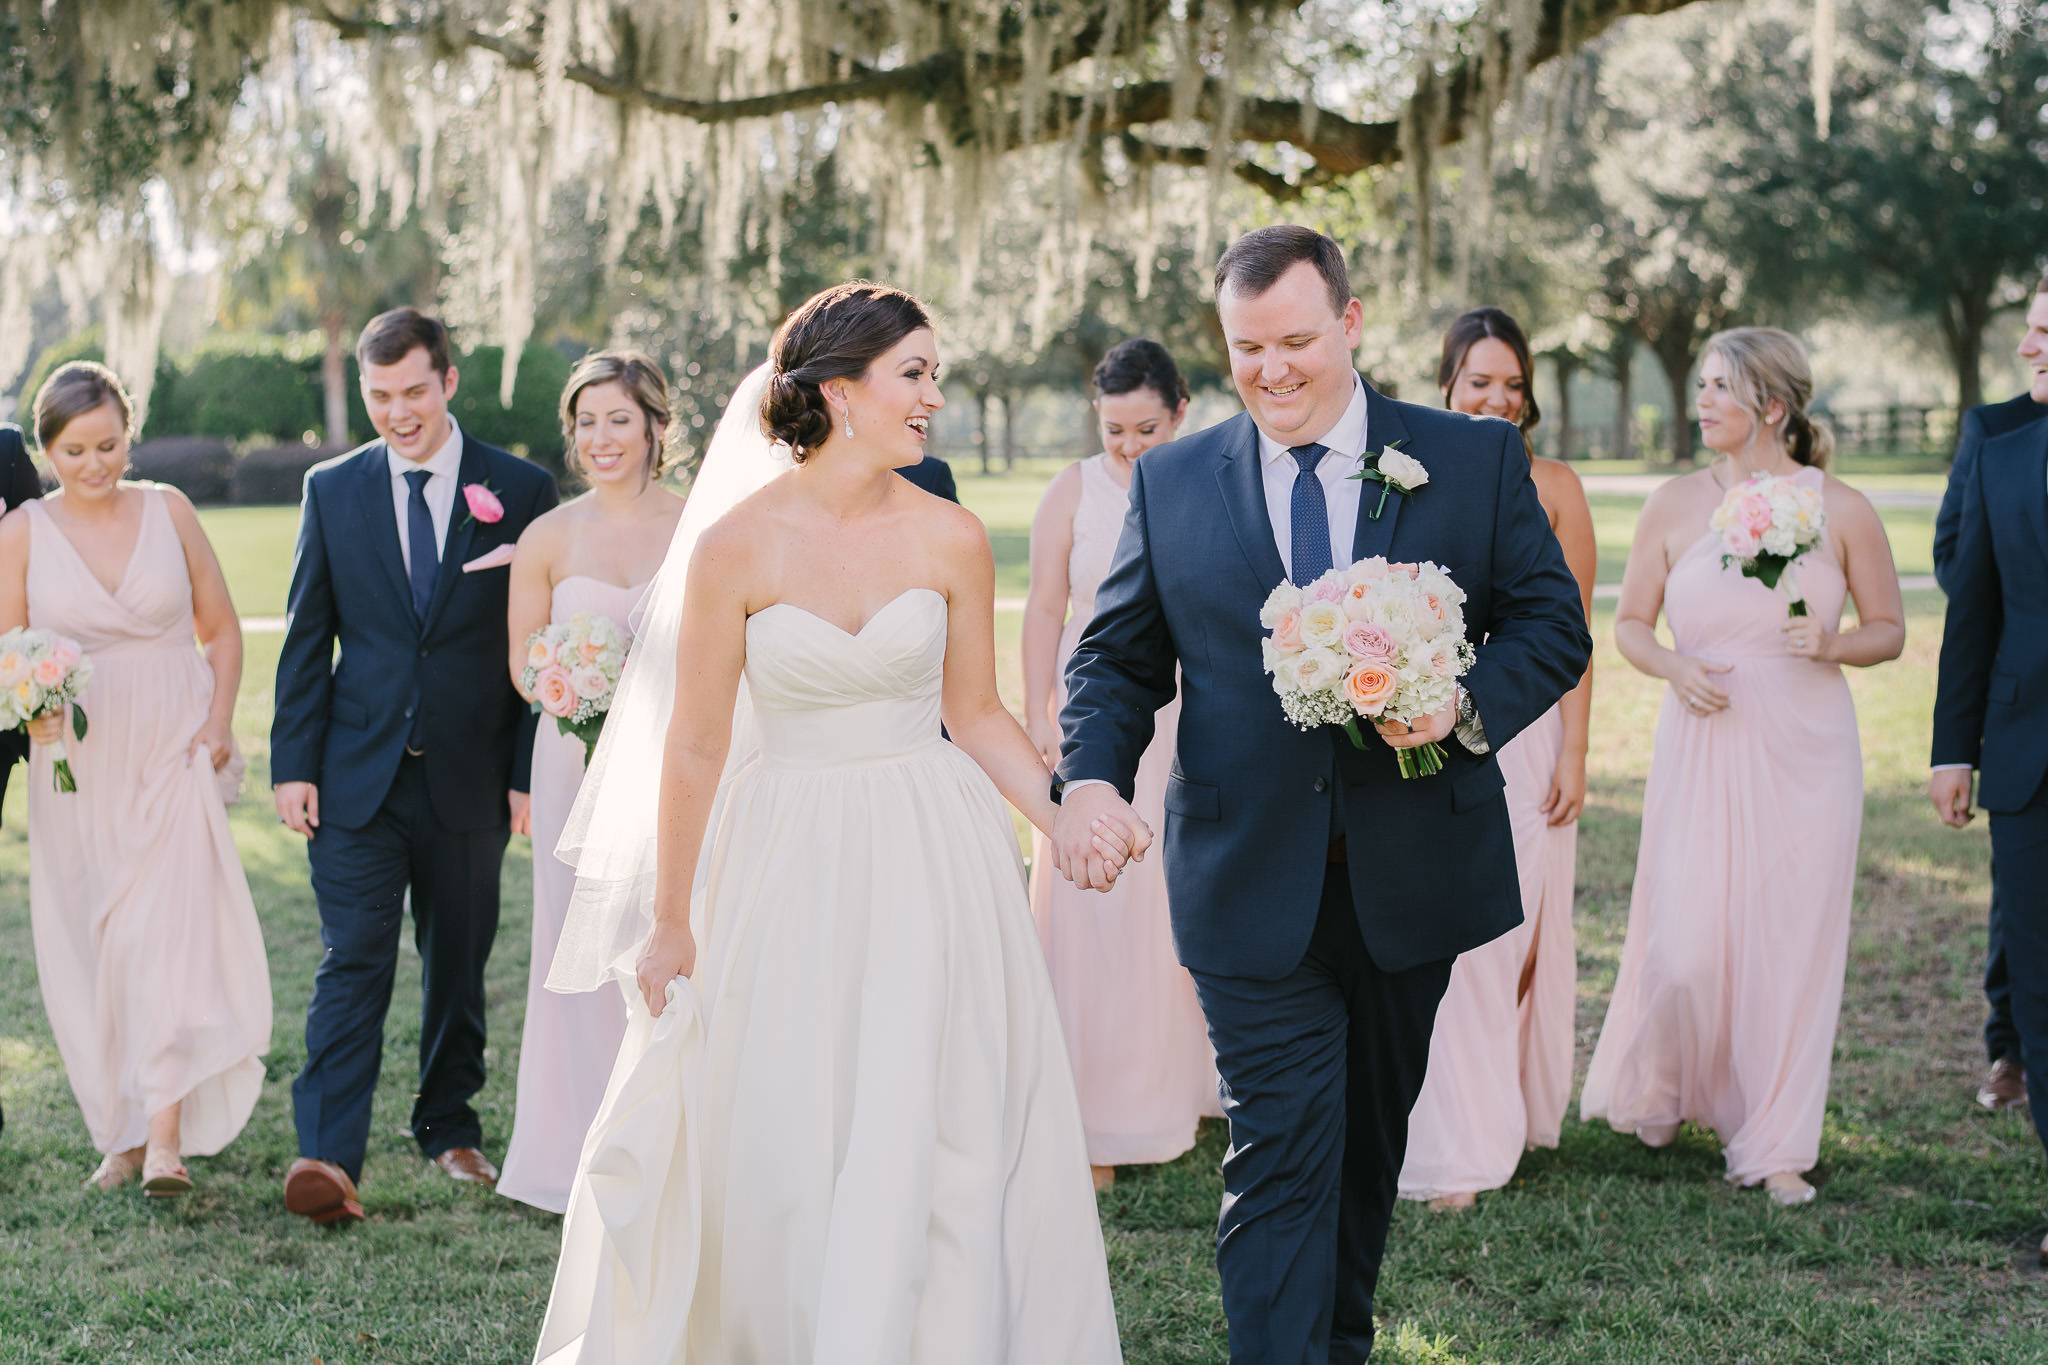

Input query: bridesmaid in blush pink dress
[1582,329,1904,1206]
[1022,339,1219,1191]
[498,351,686,1212]
[1400,308,1595,1210]
[0,363,270,1197]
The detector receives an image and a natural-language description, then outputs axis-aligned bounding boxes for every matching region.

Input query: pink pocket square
[461,544,517,573]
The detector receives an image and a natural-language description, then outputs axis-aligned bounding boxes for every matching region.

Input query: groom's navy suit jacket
[271,434,557,832]
[1932,413,2048,813]
[1059,382,1591,980]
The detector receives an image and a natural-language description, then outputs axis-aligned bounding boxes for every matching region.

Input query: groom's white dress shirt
[387,418,465,576]
[1258,376,1370,582]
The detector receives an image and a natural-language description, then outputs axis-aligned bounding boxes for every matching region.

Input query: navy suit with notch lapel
[1058,380,1590,1362]
[273,430,557,1181]
[1930,392,2046,1067]
[1933,414,2048,1163]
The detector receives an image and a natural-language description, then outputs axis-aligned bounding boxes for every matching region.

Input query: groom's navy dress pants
[293,754,508,1181]
[1993,775,2048,1159]
[1191,863,1454,1365]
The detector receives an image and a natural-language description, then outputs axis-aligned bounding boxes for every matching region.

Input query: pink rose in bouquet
[1709,473,1827,617]
[534,665,577,719]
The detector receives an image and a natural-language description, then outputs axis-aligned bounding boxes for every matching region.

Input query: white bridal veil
[545,362,793,995]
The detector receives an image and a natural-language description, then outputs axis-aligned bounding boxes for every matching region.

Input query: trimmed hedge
[129,438,234,504]
[234,443,351,505]
[16,331,581,489]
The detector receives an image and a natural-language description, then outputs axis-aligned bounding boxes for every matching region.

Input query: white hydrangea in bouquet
[1709,472,1827,617]
[521,612,632,763]
[1260,558,1477,779]
[0,627,94,793]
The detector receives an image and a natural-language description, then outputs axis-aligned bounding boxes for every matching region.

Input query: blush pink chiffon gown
[22,488,271,1158]
[1398,700,1577,1199]
[1581,467,1862,1186]
[497,575,644,1212]
[1027,453,1219,1168]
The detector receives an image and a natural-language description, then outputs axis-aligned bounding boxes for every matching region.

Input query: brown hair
[1093,338,1189,408]
[1702,327,1836,470]
[1214,226,1351,318]
[761,281,933,461]
[559,349,677,483]
[32,361,135,452]
[357,306,452,377]
[1438,307,1542,447]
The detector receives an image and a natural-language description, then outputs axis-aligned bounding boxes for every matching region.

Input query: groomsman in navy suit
[0,424,44,824]
[1932,273,2048,1256]
[1933,292,2048,1116]
[271,308,557,1223]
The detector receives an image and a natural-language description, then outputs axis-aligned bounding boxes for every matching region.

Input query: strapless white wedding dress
[535,587,1122,1364]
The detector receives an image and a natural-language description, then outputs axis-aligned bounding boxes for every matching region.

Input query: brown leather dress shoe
[431,1147,499,1185]
[1977,1057,2027,1113]
[284,1158,365,1225]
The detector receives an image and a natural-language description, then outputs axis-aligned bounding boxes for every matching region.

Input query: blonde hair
[558,349,678,483]
[33,361,135,453]
[1701,327,1834,470]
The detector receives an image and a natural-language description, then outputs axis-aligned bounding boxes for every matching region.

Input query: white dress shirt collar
[1256,375,1371,470]
[386,417,465,483]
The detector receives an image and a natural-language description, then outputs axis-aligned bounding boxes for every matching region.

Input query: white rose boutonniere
[1349,439,1428,520]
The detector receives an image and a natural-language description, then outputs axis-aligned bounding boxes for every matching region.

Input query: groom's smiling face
[1218,260,1364,447]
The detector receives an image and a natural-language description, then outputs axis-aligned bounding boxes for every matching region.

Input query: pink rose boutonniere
[461,482,505,529]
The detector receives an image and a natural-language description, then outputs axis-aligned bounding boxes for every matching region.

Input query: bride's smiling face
[832,328,946,469]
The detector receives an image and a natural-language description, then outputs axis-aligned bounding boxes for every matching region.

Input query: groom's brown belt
[1327,839,1347,863]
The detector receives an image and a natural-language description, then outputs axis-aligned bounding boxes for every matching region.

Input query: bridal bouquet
[1261,558,1476,779]
[0,627,93,793]
[1710,473,1826,617]
[522,613,631,763]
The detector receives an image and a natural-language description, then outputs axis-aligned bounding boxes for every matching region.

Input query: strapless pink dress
[1582,468,1863,1184]
[498,575,646,1212]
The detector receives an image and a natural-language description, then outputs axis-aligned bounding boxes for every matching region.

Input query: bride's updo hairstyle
[1701,327,1835,470]
[761,281,933,462]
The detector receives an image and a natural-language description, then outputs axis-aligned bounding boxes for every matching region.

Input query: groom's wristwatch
[1453,686,1490,755]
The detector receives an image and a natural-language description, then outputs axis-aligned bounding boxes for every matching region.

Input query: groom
[1051,228,1589,1360]
[272,307,557,1223]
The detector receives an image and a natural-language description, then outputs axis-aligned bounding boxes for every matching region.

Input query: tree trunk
[321,310,350,447]
[976,383,994,476]
[1550,351,1577,460]
[1941,289,1990,422]
[1000,387,1017,470]
[1651,335,1697,466]
[1611,338,1634,463]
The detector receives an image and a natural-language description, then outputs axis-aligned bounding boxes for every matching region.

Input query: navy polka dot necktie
[1288,443,1333,585]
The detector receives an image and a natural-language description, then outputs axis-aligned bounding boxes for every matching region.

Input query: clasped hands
[1048,783,1156,892]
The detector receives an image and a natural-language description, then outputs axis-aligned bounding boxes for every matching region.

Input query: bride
[532,282,1136,1363]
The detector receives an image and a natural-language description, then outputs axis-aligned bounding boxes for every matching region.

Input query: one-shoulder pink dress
[1028,454,1219,1167]
[1581,468,1862,1184]
[22,488,270,1157]
[498,575,645,1212]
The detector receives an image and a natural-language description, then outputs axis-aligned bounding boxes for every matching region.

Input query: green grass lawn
[6,466,2045,1364]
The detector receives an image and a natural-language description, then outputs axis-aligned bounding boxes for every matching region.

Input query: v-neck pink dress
[22,487,270,1157]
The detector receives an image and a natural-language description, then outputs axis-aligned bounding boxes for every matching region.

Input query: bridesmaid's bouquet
[1710,473,1827,617]
[1260,558,1476,779]
[522,613,631,764]
[0,627,93,792]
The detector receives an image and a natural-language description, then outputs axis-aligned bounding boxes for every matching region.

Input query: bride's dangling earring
[843,414,854,440]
